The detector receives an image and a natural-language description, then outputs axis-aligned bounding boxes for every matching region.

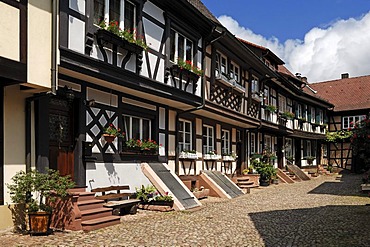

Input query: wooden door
[48,97,75,180]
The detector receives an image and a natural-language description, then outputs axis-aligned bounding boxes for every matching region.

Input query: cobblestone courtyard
[1,172,370,246]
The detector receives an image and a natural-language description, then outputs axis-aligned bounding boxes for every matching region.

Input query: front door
[48,97,75,180]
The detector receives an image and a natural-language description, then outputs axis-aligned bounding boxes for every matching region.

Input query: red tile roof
[278,65,295,77]
[237,38,267,51]
[310,75,370,112]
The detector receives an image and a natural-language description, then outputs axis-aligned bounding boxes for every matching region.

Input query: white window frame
[250,133,256,154]
[230,61,240,83]
[179,119,192,152]
[251,76,259,93]
[123,114,152,140]
[221,129,230,155]
[264,135,272,151]
[342,115,366,129]
[170,30,194,64]
[203,125,214,154]
[297,104,302,118]
[278,94,286,113]
[311,107,316,123]
[306,140,312,157]
[94,0,136,31]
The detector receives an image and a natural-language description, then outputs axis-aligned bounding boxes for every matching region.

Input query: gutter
[51,0,59,95]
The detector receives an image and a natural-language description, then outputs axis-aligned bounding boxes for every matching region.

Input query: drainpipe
[51,0,59,95]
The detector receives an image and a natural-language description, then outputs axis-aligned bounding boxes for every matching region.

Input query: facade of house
[0,0,366,230]
[311,74,370,172]
[0,0,54,228]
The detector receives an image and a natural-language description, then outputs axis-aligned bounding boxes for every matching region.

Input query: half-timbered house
[311,74,370,172]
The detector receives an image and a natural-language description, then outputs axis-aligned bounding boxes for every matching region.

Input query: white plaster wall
[68,15,85,54]
[86,162,151,192]
[3,85,31,204]
[28,0,52,89]
[143,18,163,53]
[0,2,20,61]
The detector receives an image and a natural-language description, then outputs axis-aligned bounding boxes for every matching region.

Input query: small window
[179,119,192,152]
[278,95,286,113]
[251,76,259,93]
[221,56,227,75]
[221,129,230,155]
[250,133,256,154]
[94,0,105,24]
[170,30,194,63]
[342,115,366,129]
[203,125,214,154]
[123,115,152,141]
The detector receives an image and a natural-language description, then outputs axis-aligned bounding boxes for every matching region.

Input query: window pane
[186,39,192,61]
[170,30,176,62]
[109,0,120,22]
[132,117,140,139]
[94,0,105,24]
[185,133,191,143]
[124,0,135,30]
[185,122,190,133]
[178,34,185,60]
[123,115,131,140]
[142,119,150,140]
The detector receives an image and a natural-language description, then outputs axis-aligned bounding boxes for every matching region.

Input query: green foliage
[250,150,277,181]
[281,111,295,119]
[135,185,156,202]
[7,169,75,213]
[177,59,204,76]
[154,192,173,202]
[103,124,124,137]
[265,105,277,113]
[125,139,160,151]
[304,156,316,164]
[325,130,353,143]
[98,19,148,50]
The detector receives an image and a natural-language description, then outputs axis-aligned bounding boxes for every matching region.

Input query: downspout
[51,0,59,95]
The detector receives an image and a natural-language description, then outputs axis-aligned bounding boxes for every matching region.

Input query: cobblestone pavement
[1,172,370,246]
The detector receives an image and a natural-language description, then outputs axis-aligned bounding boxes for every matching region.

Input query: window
[251,76,259,93]
[264,135,272,151]
[230,62,240,82]
[123,115,151,140]
[286,98,292,113]
[297,104,302,118]
[306,140,312,157]
[170,30,193,63]
[317,109,323,124]
[285,138,293,158]
[94,0,136,31]
[179,119,192,152]
[250,133,256,154]
[203,125,214,154]
[221,129,230,155]
[310,107,316,123]
[221,56,227,75]
[278,95,286,113]
[343,115,366,129]
[263,87,269,105]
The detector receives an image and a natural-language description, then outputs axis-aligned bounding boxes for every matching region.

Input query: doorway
[48,97,76,180]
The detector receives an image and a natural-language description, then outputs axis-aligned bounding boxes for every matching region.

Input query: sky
[201,0,370,83]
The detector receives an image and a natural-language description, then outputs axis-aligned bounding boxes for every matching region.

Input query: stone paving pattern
[1,172,370,246]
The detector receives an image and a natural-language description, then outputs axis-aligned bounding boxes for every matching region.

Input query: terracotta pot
[103,134,116,143]
[28,211,51,235]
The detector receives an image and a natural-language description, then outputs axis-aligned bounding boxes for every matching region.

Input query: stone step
[238,184,258,189]
[78,199,105,211]
[237,181,254,186]
[81,207,113,221]
[77,192,96,202]
[81,215,121,232]
[236,177,250,182]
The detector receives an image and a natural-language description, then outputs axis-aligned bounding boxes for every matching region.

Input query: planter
[103,134,116,143]
[179,152,198,159]
[259,180,270,186]
[96,29,144,54]
[203,154,221,160]
[222,156,235,161]
[142,200,174,207]
[28,211,51,235]
[170,65,200,93]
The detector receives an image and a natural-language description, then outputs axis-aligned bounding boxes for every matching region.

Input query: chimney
[341,73,349,79]
[301,77,307,83]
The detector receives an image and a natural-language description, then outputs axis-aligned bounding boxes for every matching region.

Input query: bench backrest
[91,185,130,193]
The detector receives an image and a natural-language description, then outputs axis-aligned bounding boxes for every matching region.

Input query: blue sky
[201,1,370,82]
[202,0,370,42]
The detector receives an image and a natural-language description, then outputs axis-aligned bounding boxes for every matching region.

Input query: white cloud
[218,13,370,82]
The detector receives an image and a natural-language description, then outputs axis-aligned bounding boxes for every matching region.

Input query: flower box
[222,155,235,161]
[203,154,221,160]
[96,29,144,54]
[179,151,198,159]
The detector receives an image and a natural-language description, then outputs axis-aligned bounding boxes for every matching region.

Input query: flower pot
[103,134,116,143]
[28,211,51,235]
[149,200,174,207]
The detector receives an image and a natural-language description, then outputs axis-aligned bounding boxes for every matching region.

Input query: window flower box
[203,154,221,160]
[96,29,144,54]
[179,151,198,159]
[222,155,235,161]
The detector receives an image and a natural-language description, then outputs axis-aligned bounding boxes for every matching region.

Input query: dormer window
[170,30,193,63]
[93,0,136,30]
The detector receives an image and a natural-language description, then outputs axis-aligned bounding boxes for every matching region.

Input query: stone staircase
[72,188,121,232]
[235,177,258,193]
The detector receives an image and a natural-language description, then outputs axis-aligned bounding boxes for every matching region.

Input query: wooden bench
[91,185,141,216]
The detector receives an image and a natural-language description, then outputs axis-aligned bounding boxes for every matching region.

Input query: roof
[278,65,295,77]
[310,75,370,112]
[186,0,220,24]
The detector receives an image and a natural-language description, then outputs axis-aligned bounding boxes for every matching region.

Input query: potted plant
[103,124,124,143]
[305,156,316,165]
[280,111,295,120]
[140,139,160,154]
[179,150,198,159]
[7,169,75,235]
[251,150,277,186]
[264,105,277,113]
[134,185,156,203]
